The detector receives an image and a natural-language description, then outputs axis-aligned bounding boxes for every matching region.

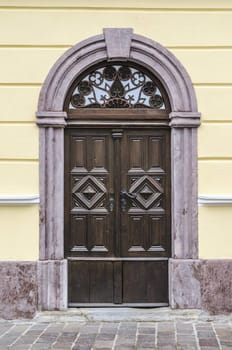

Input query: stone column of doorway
[37,112,68,310]
[169,112,201,309]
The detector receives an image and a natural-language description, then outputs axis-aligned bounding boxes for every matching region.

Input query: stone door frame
[36,28,201,310]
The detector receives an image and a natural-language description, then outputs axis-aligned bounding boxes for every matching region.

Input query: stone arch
[37,29,201,310]
[38,29,197,113]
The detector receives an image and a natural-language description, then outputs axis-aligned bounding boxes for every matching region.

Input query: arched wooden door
[64,62,171,306]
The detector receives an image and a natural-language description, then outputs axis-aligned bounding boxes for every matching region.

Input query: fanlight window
[67,63,168,110]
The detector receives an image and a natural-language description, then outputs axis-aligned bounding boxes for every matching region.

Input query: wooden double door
[65,126,171,306]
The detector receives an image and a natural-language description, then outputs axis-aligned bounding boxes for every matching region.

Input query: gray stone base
[37,259,67,311]
[0,259,232,319]
[0,262,37,319]
[169,259,202,309]
[201,260,232,314]
[169,258,232,314]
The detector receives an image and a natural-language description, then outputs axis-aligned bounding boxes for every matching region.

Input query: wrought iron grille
[67,64,168,110]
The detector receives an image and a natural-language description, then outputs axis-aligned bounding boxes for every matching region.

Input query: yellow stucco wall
[0,0,232,260]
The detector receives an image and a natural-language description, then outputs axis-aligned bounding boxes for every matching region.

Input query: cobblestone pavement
[0,319,232,350]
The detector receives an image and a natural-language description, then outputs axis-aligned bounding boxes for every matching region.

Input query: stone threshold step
[32,307,232,323]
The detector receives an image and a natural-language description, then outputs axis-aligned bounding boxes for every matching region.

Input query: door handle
[121,190,137,199]
[120,190,137,212]
[109,194,115,212]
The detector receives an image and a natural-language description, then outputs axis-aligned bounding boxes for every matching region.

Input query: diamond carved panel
[129,176,163,209]
[72,175,106,209]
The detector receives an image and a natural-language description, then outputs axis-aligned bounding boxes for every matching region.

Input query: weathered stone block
[37,259,67,311]
[169,259,202,309]
[0,262,37,319]
[201,260,232,314]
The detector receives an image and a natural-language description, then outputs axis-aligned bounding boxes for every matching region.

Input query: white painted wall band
[0,195,40,205]
[0,194,232,206]
[198,195,232,206]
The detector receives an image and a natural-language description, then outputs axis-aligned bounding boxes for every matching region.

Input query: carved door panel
[65,129,114,256]
[65,127,170,306]
[120,129,170,303]
[121,129,170,257]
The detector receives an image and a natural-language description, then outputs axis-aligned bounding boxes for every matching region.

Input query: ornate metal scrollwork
[68,64,167,110]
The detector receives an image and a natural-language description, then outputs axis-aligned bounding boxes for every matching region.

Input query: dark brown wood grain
[67,109,169,120]
[123,261,168,303]
[65,123,171,305]
[120,129,171,258]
